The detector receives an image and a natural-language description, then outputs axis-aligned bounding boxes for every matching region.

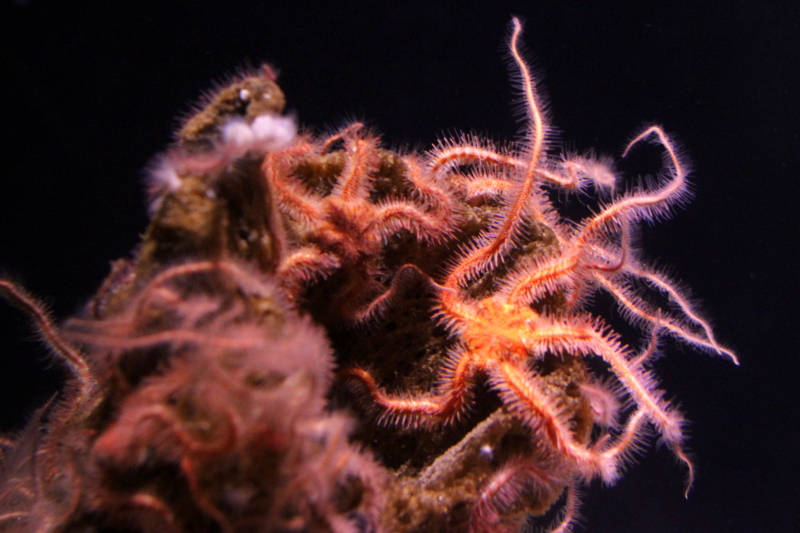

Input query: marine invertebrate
[68,259,386,532]
[262,122,457,319]
[1,260,386,532]
[340,17,737,532]
[0,67,387,533]
[0,16,736,533]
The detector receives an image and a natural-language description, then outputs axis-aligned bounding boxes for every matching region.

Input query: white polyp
[145,156,183,214]
[565,156,617,193]
[150,157,181,193]
[250,113,296,150]
[579,380,622,429]
[584,159,617,191]
[220,114,297,155]
[479,444,494,461]
[221,118,257,148]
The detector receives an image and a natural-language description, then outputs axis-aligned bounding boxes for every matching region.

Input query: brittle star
[341,17,736,529]
[262,123,456,319]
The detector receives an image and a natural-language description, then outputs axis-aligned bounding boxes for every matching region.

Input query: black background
[1,1,798,531]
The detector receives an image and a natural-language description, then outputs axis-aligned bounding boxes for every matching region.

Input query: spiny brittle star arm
[338,345,477,427]
[0,279,97,414]
[444,17,549,290]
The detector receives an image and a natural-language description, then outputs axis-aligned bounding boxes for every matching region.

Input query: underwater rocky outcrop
[0,19,735,533]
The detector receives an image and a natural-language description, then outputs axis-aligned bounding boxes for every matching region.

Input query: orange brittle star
[262,124,457,318]
[341,17,737,530]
